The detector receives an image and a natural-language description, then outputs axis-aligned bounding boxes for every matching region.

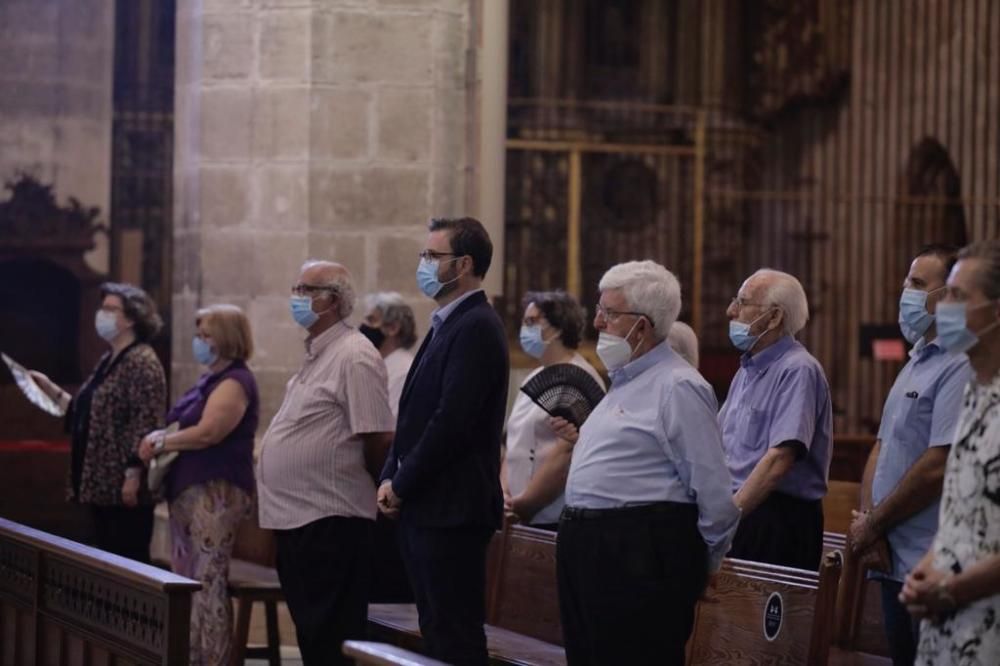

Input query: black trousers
[274,516,372,666]
[556,503,708,666]
[90,503,154,564]
[398,523,493,666]
[369,513,414,603]
[728,491,824,570]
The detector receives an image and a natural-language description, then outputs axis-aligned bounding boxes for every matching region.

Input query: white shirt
[384,348,415,420]
[257,322,396,528]
[504,353,604,525]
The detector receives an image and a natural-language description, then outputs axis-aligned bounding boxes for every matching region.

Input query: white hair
[301,259,356,319]
[598,260,681,339]
[667,321,699,367]
[364,291,417,348]
[751,268,809,335]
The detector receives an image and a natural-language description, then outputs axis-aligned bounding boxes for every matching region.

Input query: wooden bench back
[687,551,843,666]
[0,517,200,666]
[486,525,563,645]
[231,497,276,567]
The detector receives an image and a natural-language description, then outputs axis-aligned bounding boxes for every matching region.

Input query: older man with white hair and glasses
[719,268,833,570]
[257,260,395,665]
[557,260,740,666]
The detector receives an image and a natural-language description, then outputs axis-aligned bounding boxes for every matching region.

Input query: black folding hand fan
[519,363,606,427]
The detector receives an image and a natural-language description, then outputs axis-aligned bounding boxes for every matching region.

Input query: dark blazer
[380,290,509,529]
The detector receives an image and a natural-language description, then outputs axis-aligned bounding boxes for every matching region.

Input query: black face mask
[360,324,386,350]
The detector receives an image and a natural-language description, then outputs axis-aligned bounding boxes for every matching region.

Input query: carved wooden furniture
[0,516,199,665]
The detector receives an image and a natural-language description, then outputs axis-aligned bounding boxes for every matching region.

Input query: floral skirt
[169,479,252,666]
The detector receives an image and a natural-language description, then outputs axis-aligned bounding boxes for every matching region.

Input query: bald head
[299,259,356,320]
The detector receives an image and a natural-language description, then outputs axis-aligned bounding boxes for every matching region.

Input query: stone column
[174,0,477,421]
[0,0,115,272]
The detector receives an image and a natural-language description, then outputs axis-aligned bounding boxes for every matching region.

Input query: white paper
[2,352,66,417]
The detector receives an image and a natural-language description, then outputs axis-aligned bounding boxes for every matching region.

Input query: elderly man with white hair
[719,268,833,570]
[667,320,699,367]
[557,260,740,666]
[257,260,395,665]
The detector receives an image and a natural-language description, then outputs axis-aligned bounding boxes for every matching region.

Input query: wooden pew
[228,511,283,666]
[343,640,448,665]
[686,551,843,665]
[0,516,200,665]
[368,524,567,665]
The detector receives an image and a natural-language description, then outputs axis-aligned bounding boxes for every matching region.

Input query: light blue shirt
[565,341,741,571]
[872,338,971,581]
[719,335,833,500]
[431,288,484,333]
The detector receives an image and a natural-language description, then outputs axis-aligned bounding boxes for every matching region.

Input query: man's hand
[377,480,402,519]
[848,509,881,554]
[121,475,140,507]
[547,417,579,444]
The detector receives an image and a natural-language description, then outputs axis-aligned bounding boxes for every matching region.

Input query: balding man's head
[298,260,356,320]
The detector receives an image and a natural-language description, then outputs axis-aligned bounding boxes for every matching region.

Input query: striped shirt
[257,321,395,529]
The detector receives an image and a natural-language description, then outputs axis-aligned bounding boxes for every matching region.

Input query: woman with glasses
[29,282,166,563]
[502,290,604,530]
[136,304,258,665]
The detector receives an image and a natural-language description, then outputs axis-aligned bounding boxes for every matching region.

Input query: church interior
[1,0,998,664]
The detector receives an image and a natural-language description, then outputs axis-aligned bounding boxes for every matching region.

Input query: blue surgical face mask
[936,301,999,354]
[728,309,772,352]
[192,336,218,366]
[416,256,462,300]
[95,310,119,341]
[898,288,935,345]
[519,325,548,359]
[290,295,319,329]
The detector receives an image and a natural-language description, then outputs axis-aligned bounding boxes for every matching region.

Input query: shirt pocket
[745,406,771,450]
[890,391,930,445]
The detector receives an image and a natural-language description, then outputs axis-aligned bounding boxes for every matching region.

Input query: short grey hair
[667,321,699,367]
[301,259,356,319]
[598,260,681,339]
[957,240,1000,300]
[365,291,418,349]
[752,268,809,335]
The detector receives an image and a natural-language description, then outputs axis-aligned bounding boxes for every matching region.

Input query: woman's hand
[137,430,164,463]
[547,416,579,444]
[28,370,71,409]
[900,558,955,621]
[121,472,141,507]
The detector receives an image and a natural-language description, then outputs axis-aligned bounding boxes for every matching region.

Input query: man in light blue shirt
[719,269,833,570]
[849,245,971,666]
[559,260,739,666]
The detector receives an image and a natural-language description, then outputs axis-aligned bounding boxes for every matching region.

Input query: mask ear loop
[745,306,778,354]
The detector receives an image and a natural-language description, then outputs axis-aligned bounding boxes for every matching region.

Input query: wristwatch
[153,431,167,453]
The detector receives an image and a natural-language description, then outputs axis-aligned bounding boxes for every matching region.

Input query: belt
[561,501,695,521]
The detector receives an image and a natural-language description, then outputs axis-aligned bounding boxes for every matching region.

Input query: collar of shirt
[740,334,795,374]
[304,320,350,359]
[431,288,484,333]
[909,336,942,360]
[609,339,672,386]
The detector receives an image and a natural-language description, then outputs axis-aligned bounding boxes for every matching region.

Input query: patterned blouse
[917,372,1000,666]
[67,342,166,506]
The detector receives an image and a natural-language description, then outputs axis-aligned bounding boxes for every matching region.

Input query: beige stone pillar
[174,0,478,420]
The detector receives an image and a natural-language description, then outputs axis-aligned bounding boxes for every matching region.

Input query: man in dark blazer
[378,217,509,665]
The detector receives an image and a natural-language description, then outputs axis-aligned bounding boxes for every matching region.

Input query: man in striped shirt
[257,260,395,666]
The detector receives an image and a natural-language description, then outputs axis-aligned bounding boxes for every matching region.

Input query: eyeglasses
[595,303,649,325]
[418,250,458,261]
[291,283,336,296]
[729,297,767,310]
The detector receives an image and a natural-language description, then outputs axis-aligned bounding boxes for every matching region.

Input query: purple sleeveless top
[164,360,258,502]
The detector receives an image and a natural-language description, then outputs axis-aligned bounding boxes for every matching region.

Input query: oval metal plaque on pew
[763,591,783,641]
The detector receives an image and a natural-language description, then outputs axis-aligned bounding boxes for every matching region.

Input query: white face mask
[95,310,119,341]
[596,318,643,371]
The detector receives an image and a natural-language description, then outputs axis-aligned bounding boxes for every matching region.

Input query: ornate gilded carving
[0,174,105,254]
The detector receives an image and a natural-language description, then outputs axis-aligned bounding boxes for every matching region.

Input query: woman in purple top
[137,304,259,666]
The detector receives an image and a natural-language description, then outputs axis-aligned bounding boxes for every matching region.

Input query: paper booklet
[2,352,66,417]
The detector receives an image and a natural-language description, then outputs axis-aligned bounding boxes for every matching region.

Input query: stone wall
[0,0,114,273]
[173,0,477,424]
